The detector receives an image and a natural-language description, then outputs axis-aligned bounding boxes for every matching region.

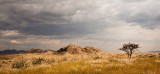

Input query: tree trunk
[127,53,131,59]
[127,53,132,59]
[127,53,129,58]
[129,54,131,59]
[129,52,132,59]
[128,49,133,59]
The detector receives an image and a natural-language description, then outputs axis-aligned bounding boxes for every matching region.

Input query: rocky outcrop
[83,47,102,53]
[57,44,103,54]
[57,44,84,54]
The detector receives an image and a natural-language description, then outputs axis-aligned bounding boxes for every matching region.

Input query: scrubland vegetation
[9,57,159,74]
[0,52,160,74]
[0,44,160,74]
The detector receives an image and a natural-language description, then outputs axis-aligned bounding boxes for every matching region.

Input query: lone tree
[119,42,139,59]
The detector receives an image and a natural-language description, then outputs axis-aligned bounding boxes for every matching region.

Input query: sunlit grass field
[1,57,159,74]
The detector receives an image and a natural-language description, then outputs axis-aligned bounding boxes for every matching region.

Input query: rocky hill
[83,47,102,53]
[57,44,103,54]
[26,48,45,53]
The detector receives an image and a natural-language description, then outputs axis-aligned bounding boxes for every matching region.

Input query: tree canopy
[119,43,139,58]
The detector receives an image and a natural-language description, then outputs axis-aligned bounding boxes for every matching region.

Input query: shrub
[62,57,67,61]
[12,58,29,69]
[45,58,55,64]
[108,59,119,63]
[32,58,44,65]
[2,61,7,64]
[93,56,102,60]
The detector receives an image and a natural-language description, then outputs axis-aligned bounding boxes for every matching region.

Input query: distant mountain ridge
[26,48,55,53]
[0,49,26,54]
[149,51,160,53]
[26,48,44,53]
[0,44,103,54]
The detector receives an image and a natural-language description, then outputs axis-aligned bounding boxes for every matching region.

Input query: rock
[57,44,103,54]
[57,44,84,54]
[83,47,102,53]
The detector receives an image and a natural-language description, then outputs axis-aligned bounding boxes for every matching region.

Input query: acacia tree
[119,43,139,59]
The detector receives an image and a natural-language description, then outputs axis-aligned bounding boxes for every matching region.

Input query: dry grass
[0,52,160,74]
[1,57,160,74]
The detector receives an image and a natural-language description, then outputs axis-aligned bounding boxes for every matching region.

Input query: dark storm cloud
[0,0,105,37]
[1,0,160,38]
[0,0,160,51]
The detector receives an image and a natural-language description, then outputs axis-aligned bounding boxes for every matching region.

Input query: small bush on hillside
[62,57,68,61]
[57,57,68,63]
[45,58,55,64]
[32,58,44,65]
[108,59,119,63]
[2,61,7,64]
[12,58,29,69]
[93,56,102,60]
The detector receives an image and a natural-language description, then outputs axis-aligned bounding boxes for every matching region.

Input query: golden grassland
[0,52,160,74]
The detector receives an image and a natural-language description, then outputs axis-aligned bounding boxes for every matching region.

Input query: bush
[32,58,44,65]
[2,61,7,64]
[93,56,102,60]
[45,58,55,64]
[12,58,29,69]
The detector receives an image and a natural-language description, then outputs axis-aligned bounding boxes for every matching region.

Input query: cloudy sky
[0,0,160,52]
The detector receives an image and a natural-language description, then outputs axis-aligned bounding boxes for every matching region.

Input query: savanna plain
[0,44,160,74]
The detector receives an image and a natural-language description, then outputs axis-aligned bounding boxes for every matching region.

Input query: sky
[0,0,160,52]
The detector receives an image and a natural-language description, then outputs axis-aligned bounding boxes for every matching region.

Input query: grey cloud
[1,0,160,37]
[125,13,160,29]
[1,0,160,51]
[117,0,160,29]
[0,0,106,37]
[122,0,146,2]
